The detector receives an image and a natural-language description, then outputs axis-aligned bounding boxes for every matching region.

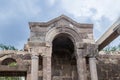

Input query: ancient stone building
[0,15,120,80]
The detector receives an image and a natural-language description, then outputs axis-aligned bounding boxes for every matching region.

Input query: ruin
[0,15,120,80]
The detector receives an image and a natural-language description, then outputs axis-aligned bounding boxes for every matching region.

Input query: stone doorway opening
[0,58,27,80]
[0,71,27,80]
[52,34,78,80]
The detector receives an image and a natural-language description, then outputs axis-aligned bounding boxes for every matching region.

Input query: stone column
[76,56,87,80]
[76,48,87,80]
[89,57,98,80]
[43,56,51,80]
[31,54,39,80]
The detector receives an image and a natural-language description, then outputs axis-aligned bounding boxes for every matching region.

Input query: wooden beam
[96,18,120,51]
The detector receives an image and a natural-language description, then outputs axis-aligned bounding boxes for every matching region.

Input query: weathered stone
[43,56,51,80]
[97,54,120,80]
[89,57,98,80]
[1,15,119,80]
[31,54,39,80]
[76,56,87,80]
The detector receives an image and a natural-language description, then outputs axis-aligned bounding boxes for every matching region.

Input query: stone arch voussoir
[1,58,17,65]
[45,26,82,44]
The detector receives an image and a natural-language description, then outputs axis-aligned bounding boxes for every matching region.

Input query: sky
[0,0,120,49]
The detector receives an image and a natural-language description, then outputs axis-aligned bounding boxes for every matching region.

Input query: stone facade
[0,15,119,80]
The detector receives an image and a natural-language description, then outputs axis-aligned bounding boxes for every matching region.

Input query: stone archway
[1,58,17,65]
[44,26,88,80]
[52,33,78,80]
[45,26,81,44]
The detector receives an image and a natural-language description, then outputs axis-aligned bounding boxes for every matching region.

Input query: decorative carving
[86,43,98,57]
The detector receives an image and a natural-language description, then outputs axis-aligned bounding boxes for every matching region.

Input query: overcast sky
[0,0,120,49]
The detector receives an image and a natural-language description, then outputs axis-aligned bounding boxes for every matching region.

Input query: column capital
[31,54,39,59]
[43,55,52,58]
[86,43,98,58]
[76,43,98,58]
[89,57,96,60]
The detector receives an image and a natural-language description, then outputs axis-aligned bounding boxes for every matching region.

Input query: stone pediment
[46,15,80,27]
[29,15,93,28]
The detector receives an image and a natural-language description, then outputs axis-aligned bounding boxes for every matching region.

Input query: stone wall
[97,53,120,80]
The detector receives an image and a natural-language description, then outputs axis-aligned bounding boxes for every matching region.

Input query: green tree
[0,44,18,50]
[103,43,120,52]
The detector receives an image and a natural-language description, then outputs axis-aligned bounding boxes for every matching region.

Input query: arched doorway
[0,58,26,80]
[1,58,17,65]
[52,34,78,80]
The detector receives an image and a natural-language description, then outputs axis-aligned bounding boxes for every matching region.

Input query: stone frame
[45,26,88,80]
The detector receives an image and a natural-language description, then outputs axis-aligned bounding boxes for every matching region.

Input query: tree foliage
[103,44,120,52]
[0,44,18,50]
[8,62,17,67]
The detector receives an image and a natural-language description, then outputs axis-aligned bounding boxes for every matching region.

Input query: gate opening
[52,34,78,80]
[0,58,27,80]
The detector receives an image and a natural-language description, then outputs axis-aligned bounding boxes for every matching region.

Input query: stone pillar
[89,57,98,80]
[43,56,51,80]
[76,56,87,80]
[76,47,87,80]
[31,54,39,80]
